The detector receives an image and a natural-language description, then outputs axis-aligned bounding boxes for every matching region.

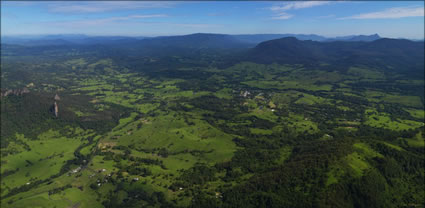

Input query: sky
[1,1,424,39]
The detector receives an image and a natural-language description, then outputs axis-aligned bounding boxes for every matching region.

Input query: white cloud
[47,2,177,13]
[269,1,331,20]
[270,1,331,11]
[170,23,221,28]
[1,2,38,7]
[316,14,335,19]
[48,14,168,27]
[271,12,294,20]
[44,15,221,30]
[340,6,424,19]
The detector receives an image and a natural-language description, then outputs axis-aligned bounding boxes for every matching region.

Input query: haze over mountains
[1,32,423,82]
[1,33,385,47]
[3,33,422,76]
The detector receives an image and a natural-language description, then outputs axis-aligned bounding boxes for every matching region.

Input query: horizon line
[1,32,383,38]
[2,32,424,40]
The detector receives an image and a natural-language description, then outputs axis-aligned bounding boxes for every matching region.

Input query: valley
[1,35,424,208]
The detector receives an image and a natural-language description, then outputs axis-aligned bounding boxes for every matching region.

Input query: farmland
[1,41,424,208]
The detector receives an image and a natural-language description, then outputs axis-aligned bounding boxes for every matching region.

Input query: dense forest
[1,34,424,208]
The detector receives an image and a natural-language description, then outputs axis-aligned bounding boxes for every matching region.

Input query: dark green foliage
[0,92,131,148]
[1,36,424,208]
[248,37,424,78]
[174,164,217,188]
[102,182,176,208]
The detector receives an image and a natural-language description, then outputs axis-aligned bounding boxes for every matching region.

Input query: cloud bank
[47,2,177,13]
[269,1,331,20]
[340,6,424,19]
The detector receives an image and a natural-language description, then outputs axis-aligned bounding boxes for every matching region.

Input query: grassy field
[2,59,424,207]
[327,142,384,185]
[1,131,86,194]
[364,109,424,130]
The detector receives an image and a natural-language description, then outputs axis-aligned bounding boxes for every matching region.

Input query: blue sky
[1,1,424,39]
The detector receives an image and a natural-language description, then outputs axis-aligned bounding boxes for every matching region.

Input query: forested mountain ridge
[247,37,424,76]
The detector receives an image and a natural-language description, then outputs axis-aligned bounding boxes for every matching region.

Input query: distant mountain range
[232,34,328,43]
[121,33,250,51]
[233,33,383,43]
[2,33,423,77]
[325,34,382,42]
[1,33,385,47]
[1,35,145,46]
